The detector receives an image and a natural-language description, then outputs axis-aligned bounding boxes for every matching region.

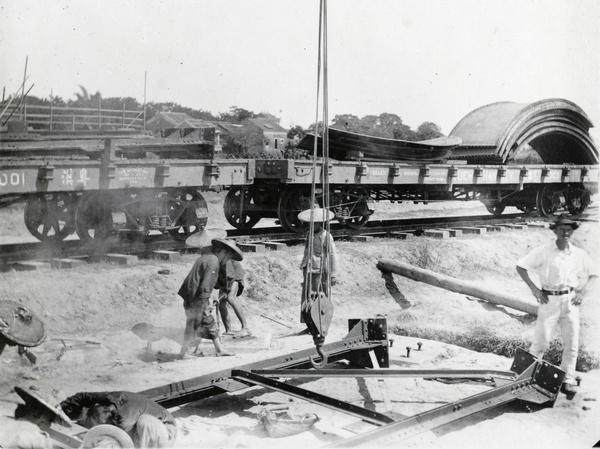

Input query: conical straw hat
[14,386,73,427]
[297,207,334,223]
[211,238,244,261]
[0,300,45,347]
[185,228,227,248]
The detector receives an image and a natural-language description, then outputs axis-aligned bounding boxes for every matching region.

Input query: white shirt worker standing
[517,214,598,398]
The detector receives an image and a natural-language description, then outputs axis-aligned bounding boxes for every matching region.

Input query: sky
[1,0,599,139]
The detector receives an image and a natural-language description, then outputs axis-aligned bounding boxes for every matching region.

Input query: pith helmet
[185,228,227,248]
[297,207,334,223]
[211,238,244,261]
[549,214,579,230]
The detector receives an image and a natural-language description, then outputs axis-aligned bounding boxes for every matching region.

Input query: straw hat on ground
[0,300,45,347]
[297,207,334,223]
[185,228,227,249]
[14,386,73,427]
[82,424,134,448]
[211,238,244,261]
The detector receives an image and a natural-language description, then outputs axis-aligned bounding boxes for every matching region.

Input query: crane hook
[309,343,328,369]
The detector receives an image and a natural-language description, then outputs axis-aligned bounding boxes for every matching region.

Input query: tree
[392,125,416,141]
[331,114,361,131]
[377,113,405,138]
[287,125,306,141]
[330,113,423,140]
[307,121,325,136]
[415,122,443,141]
[222,126,264,158]
[69,85,102,108]
[220,106,254,123]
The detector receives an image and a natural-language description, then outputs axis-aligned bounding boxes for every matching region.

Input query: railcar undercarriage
[225,179,595,234]
[21,187,209,243]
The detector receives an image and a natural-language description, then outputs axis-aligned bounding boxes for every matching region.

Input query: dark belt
[542,287,574,295]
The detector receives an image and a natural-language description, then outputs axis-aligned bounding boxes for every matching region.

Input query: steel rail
[327,357,564,448]
[2,207,596,266]
[0,213,534,266]
[231,370,395,426]
[251,368,517,380]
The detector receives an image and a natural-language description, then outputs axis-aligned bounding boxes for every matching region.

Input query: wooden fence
[2,101,145,131]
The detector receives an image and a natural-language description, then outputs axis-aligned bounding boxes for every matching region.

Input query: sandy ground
[1,194,599,448]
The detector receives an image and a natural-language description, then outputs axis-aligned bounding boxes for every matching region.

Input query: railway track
[0,211,578,269]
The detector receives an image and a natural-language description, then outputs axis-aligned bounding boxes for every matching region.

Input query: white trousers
[530,292,579,383]
[132,414,177,448]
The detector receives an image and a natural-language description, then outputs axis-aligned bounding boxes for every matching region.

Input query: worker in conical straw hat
[178,229,243,358]
[298,207,339,327]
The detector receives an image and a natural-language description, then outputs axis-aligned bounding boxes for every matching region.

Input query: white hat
[185,228,227,248]
[81,424,135,448]
[297,208,334,223]
[211,238,244,261]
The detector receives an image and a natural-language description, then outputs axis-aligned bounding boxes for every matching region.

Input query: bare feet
[233,328,252,339]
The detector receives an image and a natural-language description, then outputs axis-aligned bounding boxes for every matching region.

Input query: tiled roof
[247,118,287,133]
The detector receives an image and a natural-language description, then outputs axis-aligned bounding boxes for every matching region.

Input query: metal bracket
[142,318,389,408]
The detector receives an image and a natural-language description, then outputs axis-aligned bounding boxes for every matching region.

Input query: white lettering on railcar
[61,169,75,186]
[0,172,25,187]
[78,168,91,186]
[117,168,151,185]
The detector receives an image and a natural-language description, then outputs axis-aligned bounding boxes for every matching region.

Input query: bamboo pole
[20,56,28,120]
[377,258,538,316]
[143,71,147,131]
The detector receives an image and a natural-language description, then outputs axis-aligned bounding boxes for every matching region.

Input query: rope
[305,0,331,338]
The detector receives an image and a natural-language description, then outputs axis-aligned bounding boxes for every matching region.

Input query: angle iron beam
[251,368,516,381]
[327,359,563,448]
[140,318,389,408]
[231,369,394,426]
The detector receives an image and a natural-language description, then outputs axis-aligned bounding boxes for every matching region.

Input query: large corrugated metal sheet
[449,99,598,165]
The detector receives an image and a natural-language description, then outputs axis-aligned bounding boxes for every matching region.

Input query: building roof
[246,117,287,133]
[207,121,245,133]
[175,118,212,129]
[146,112,213,131]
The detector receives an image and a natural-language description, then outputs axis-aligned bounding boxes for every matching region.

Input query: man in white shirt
[517,214,598,398]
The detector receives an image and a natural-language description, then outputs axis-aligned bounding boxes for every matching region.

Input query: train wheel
[340,186,373,229]
[535,185,559,217]
[75,194,113,242]
[24,194,77,242]
[485,202,506,216]
[223,187,261,230]
[277,187,312,233]
[566,185,591,215]
[168,189,209,241]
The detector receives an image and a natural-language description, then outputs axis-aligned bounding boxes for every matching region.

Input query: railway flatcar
[224,99,598,233]
[0,134,254,242]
